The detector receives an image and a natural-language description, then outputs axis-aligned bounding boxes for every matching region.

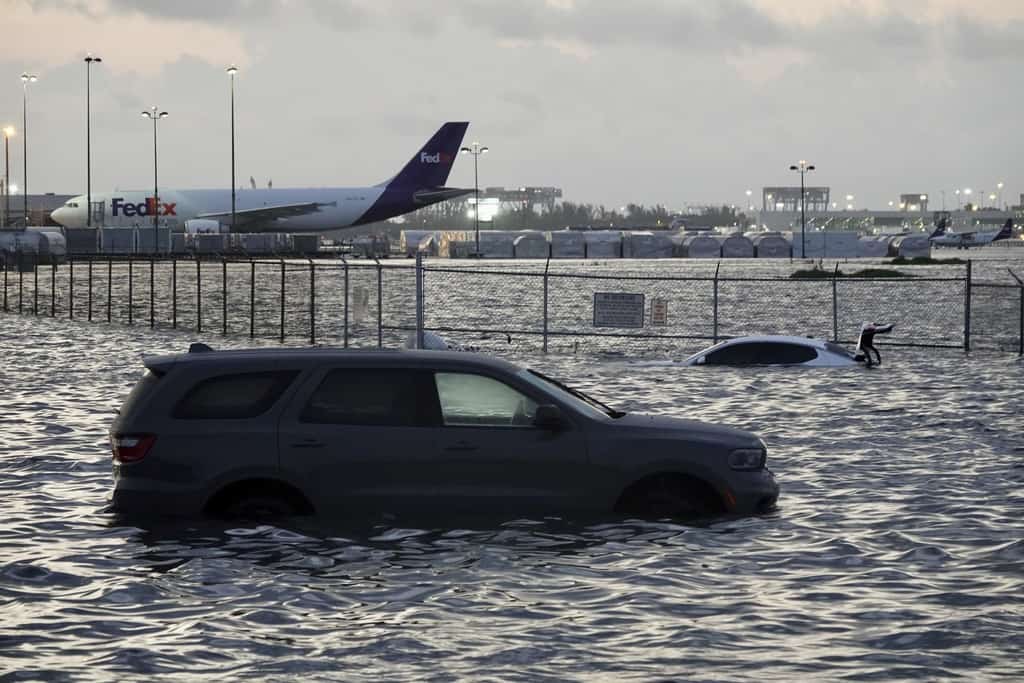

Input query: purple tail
[382,122,469,189]
[929,215,949,239]
[995,219,1014,241]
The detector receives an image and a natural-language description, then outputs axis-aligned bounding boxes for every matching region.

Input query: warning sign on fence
[650,298,668,326]
[593,292,645,328]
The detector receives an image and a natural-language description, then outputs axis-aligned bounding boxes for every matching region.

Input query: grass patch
[889,256,967,265]
[791,267,912,279]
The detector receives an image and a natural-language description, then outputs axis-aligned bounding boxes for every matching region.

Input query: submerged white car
[683,335,860,367]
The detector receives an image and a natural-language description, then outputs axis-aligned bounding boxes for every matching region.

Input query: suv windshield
[518,369,624,419]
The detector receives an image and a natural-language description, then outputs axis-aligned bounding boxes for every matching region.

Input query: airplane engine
[184,219,228,234]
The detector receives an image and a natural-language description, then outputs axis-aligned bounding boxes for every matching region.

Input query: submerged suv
[109,346,779,519]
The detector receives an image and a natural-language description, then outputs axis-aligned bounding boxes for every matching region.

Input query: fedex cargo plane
[51,122,473,233]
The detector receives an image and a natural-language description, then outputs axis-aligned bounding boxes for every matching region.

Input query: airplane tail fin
[929,215,949,239]
[995,218,1014,241]
[381,122,469,190]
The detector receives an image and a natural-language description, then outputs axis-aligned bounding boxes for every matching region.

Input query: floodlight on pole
[141,106,169,254]
[788,160,815,258]
[21,73,37,226]
[460,141,488,256]
[84,54,102,228]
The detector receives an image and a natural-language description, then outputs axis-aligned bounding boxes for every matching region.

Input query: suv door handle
[290,438,324,449]
[444,441,478,453]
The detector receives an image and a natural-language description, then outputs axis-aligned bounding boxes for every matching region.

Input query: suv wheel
[220,493,297,520]
[617,474,724,519]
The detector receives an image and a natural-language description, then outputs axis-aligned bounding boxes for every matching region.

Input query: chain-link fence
[2,254,1021,356]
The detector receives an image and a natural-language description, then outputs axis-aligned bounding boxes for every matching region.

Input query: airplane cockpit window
[64,202,79,208]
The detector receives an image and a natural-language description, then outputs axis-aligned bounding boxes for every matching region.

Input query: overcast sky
[2,0,1022,210]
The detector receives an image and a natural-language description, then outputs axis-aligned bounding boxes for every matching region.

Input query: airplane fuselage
[53,187,390,233]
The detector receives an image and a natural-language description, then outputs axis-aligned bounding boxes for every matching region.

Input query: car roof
[712,335,828,349]
[143,346,524,375]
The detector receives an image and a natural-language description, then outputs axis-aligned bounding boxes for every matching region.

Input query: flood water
[1,312,1022,680]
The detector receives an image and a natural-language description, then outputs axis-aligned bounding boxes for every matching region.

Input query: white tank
[549,231,586,258]
[513,232,549,259]
[623,231,673,258]
[680,234,721,258]
[719,233,755,258]
[890,233,932,258]
[747,232,791,258]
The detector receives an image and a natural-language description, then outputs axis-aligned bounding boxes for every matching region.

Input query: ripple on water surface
[0,314,1022,681]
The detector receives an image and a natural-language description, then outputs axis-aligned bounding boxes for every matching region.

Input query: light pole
[955,189,961,210]
[226,65,238,231]
[460,141,488,256]
[997,181,1004,209]
[85,54,101,228]
[21,73,37,226]
[141,106,168,254]
[789,160,814,258]
[2,126,13,229]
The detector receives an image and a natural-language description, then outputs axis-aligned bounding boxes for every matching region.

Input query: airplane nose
[50,207,65,225]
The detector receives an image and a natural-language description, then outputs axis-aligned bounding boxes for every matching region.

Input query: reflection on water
[1,314,1022,680]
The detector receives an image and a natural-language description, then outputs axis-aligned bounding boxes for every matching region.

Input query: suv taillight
[111,434,156,463]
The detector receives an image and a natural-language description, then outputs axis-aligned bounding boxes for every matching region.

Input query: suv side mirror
[533,404,564,430]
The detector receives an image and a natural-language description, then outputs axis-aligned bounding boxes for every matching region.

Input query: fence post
[50,262,55,317]
[543,257,551,353]
[280,258,286,343]
[376,258,383,348]
[33,253,38,315]
[249,260,255,338]
[196,258,203,333]
[127,257,133,325]
[18,254,23,314]
[87,258,93,322]
[222,257,228,336]
[106,259,112,323]
[309,258,316,345]
[67,259,73,320]
[713,262,720,343]
[832,262,839,342]
[149,257,155,329]
[1008,268,1024,357]
[342,257,349,349]
[963,259,971,353]
[415,251,424,349]
[2,257,6,312]
[172,257,177,329]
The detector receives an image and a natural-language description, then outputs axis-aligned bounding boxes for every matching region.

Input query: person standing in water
[855,322,894,366]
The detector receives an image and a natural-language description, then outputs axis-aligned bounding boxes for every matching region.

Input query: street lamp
[85,54,101,228]
[460,141,488,256]
[955,189,961,209]
[964,188,972,210]
[745,188,752,210]
[2,126,13,229]
[141,106,169,254]
[21,72,37,226]
[789,160,815,258]
[997,181,1004,209]
[226,65,238,231]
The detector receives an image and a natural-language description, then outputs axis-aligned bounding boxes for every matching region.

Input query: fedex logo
[420,152,452,164]
[111,196,177,218]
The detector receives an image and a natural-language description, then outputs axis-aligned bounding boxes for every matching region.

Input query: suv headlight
[728,447,766,471]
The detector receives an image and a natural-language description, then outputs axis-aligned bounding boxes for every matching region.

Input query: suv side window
[174,370,299,419]
[300,369,437,426]
[434,372,538,427]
